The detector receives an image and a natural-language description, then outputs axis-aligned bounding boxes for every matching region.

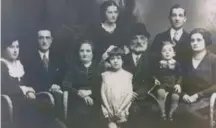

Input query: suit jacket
[23,50,66,92]
[150,28,191,64]
[123,51,153,97]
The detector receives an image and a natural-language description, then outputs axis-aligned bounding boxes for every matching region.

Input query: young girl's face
[109,55,123,70]
[161,44,175,60]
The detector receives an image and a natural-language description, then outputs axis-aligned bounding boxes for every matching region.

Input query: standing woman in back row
[87,0,127,61]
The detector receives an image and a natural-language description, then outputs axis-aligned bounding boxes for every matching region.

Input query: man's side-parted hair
[169,4,186,17]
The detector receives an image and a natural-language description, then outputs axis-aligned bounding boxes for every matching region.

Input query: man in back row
[150,4,191,65]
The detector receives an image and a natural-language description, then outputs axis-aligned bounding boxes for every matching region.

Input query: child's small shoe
[161,114,167,120]
[168,115,173,122]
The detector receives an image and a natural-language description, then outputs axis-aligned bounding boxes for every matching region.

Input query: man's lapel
[129,53,136,70]
[166,28,172,42]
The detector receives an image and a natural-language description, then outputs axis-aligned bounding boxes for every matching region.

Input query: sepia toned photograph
[1,0,216,128]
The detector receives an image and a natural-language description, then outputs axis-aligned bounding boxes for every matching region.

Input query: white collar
[132,53,141,58]
[170,28,183,41]
[38,50,49,60]
[1,58,25,80]
[83,61,92,68]
[101,23,116,34]
[132,53,141,65]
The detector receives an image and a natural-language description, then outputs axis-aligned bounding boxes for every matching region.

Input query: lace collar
[159,59,176,69]
[101,23,117,34]
[1,58,25,80]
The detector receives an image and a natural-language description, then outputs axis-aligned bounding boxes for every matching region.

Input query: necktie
[172,31,178,46]
[42,54,49,71]
[135,56,139,66]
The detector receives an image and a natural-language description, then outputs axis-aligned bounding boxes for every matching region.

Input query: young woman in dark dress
[1,37,37,128]
[87,1,128,61]
[63,39,101,128]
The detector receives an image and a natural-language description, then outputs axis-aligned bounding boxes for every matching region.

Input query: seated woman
[86,0,128,61]
[1,36,36,128]
[62,39,100,128]
[181,28,216,128]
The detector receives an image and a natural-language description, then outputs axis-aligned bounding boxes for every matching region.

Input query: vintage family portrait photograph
[1,0,216,128]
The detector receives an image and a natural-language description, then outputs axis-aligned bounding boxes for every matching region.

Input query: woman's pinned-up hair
[189,28,212,46]
[100,0,119,22]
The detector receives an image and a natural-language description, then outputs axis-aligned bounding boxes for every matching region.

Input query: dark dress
[1,60,67,128]
[1,60,39,128]
[1,61,25,119]
[86,24,127,61]
[178,51,216,128]
[62,60,101,128]
[183,51,216,97]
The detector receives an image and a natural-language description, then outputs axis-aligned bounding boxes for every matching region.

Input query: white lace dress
[101,69,133,122]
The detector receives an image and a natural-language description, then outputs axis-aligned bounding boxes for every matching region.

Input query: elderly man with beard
[123,23,156,127]
[124,23,151,100]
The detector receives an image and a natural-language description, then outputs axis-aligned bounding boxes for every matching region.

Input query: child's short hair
[107,47,124,60]
[162,41,174,48]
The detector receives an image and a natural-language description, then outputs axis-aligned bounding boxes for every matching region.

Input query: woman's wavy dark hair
[189,28,212,46]
[100,1,119,22]
[1,34,19,57]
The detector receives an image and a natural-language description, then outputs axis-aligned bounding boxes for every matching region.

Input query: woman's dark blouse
[63,60,101,102]
[183,51,216,97]
[87,24,127,61]
[154,61,182,88]
[1,62,24,98]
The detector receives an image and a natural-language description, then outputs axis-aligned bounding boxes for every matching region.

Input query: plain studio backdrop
[2,0,216,55]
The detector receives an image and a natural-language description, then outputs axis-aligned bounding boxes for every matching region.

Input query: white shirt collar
[170,28,183,41]
[132,53,141,66]
[38,50,49,60]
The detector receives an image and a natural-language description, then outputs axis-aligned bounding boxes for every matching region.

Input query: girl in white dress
[101,47,133,128]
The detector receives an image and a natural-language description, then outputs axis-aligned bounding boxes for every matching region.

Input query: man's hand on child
[174,84,181,93]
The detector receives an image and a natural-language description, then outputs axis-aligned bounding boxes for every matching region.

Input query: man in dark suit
[24,29,65,93]
[123,23,158,128]
[21,29,67,128]
[123,23,151,98]
[150,4,190,65]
